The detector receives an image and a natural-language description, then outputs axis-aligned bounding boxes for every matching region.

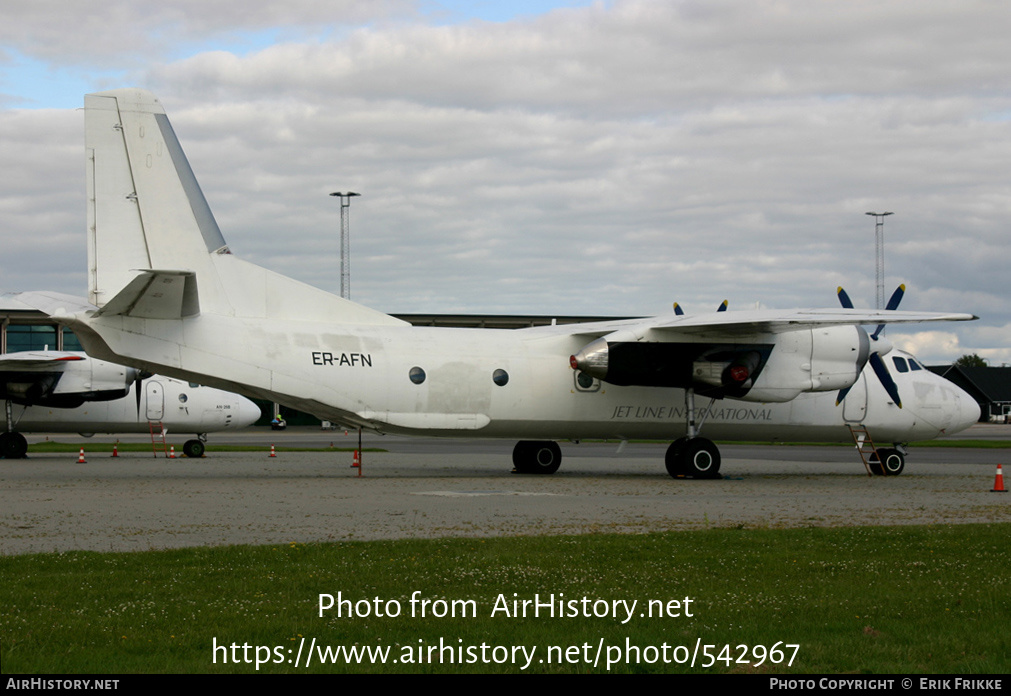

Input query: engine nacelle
[569,325,869,402]
[50,360,141,404]
[726,325,870,402]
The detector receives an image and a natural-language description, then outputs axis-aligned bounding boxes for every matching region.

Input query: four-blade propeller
[836,285,905,408]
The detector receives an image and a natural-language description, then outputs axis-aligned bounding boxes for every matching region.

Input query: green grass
[2,524,1008,674]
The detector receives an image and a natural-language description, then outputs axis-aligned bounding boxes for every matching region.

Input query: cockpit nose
[236,396,262,428]
[954,392,981,434]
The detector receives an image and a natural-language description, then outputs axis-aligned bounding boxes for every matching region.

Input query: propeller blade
[835,385,852,406]
[836,287,854,309]
[885,284,906,312]
[869,353,902,408]
[872,284,906,339]
[135,375,143,417]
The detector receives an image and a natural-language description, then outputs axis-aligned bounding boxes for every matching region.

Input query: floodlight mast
[866,211,893,310]
[330,192,360,299]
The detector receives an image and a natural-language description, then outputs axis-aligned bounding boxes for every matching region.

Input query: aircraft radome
[19,89,981,478]
[0,350,261,458]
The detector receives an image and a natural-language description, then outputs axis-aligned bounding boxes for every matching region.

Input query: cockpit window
[892,356,909,373]
[909,359,923,371]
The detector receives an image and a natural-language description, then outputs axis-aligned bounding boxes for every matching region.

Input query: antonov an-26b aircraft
[21,89,980,478]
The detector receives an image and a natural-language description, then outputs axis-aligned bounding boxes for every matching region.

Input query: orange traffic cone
[77,448,87,463]
[111,443,119,458]
[351,450,360,469]
[992,465,1007,493]
[169,445,176,459]
[269,444,277,458]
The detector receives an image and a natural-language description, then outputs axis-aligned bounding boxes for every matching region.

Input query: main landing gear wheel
[0,431,28,459]
[183,439,206,458]
[870,448,904,476]
[512,440,562,475]
[665,437,721,479]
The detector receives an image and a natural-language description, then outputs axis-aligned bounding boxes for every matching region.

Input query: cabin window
[179,393,188,403]
[492,369,509,386]
[409,366,426,385]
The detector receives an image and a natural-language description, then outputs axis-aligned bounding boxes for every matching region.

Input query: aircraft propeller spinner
[835,285,905,408]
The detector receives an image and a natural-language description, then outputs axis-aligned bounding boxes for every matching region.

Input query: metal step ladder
[148,421,168,458]
[847,425,879,476]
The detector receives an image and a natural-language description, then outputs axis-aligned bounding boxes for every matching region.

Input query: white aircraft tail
[85,89,403,326]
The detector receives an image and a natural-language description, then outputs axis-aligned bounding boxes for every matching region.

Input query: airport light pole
[866,211,893,310]
[330,192,360,299]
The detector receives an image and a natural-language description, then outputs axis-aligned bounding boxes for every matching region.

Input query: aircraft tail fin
[85,89,404,326]
[86,89,227,309]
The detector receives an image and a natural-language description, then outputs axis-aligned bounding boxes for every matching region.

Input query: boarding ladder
[148,421,168,458]
[847,425,879,476]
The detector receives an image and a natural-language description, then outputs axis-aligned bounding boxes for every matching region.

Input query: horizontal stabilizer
[95,270,199,319]
[8,291,97,318]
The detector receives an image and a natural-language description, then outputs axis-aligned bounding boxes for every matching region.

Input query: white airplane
[0,350,261,458]
[19,88,980,477]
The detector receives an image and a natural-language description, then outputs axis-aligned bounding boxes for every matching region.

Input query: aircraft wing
[648,307,977,336]
[523,307,976,340]
[0,350,139,408]
[0,352,85,370]
[551,305,976,403]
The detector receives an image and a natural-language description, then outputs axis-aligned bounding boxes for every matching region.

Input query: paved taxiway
[2,425,1008,554]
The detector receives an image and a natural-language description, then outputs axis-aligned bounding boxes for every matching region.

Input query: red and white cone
[169,445,176,459]
[111,443,119,458]
[351,450,360,469]
[77,448,87,463]
[992,464,1007,493]
[269,444,277,458]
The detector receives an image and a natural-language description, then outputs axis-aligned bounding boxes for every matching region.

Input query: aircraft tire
[677,437,721,479]
[870,448,904,476]
[512,440,561,474]
[183,439,206,458]
[664,437,690,477]
[0,432,28,459]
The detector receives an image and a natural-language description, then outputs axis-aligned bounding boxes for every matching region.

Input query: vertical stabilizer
[84,89,406,327]
[86,89,227,308]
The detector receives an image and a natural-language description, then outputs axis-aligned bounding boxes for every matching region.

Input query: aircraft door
[842,373,867,423]
[145,381,165,421]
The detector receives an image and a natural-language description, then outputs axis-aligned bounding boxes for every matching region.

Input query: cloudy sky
[1,0,1007,364]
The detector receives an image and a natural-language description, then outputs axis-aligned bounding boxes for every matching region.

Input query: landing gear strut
[665,388,722,479]
[512,440,561,474]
